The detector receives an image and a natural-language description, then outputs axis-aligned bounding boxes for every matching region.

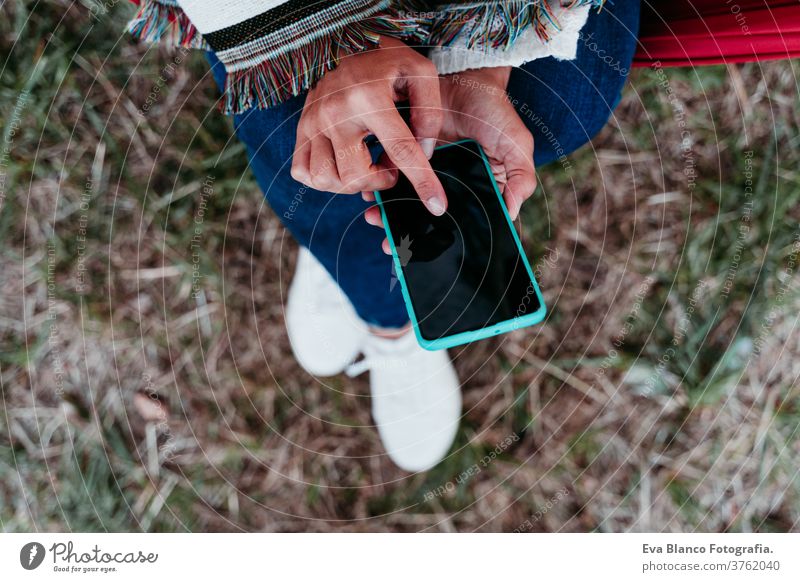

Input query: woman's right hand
[291,36,447,216]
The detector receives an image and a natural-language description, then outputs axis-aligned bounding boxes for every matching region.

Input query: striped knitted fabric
[127,0,603,114]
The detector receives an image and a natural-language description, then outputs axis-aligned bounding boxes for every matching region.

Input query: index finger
[367,107,447,216]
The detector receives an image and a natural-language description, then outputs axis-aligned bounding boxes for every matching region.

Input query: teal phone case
[374,139,547,351]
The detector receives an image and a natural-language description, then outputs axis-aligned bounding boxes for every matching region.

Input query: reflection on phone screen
[379,141,541,341]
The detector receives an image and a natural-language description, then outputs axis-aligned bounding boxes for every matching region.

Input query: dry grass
[1,2,800,532]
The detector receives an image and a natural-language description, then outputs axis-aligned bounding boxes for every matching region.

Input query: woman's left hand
[437,66,537,219]
[364,67,537,253]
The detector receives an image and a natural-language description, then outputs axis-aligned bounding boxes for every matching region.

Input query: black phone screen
[379,141,541,341]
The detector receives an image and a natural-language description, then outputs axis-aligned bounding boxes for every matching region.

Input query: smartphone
[374,139,547,351]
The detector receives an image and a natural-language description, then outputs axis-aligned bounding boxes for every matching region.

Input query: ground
[1,2,799,532]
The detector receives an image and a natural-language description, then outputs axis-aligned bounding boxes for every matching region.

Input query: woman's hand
[364,66,536,254]
[291,36,447,216]
[438,66,536,219]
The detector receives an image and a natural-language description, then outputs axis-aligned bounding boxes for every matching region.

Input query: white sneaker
[286,247,368,377]
[347,332,461,472]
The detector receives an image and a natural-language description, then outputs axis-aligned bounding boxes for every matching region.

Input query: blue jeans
[208,0,640,328]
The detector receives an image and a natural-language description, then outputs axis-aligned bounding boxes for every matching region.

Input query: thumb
[405,74,443,159]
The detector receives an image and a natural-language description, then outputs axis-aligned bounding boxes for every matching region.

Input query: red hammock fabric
[633,0,800,67]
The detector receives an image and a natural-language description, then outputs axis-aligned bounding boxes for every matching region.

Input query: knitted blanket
[128,0,602,113]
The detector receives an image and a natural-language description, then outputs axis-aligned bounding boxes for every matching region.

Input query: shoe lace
[344,331,418,378]
[344,359,370,378]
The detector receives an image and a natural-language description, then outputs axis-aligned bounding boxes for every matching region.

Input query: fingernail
[425,197,445,216]
[420,138,436,160]
[507,196,519,219]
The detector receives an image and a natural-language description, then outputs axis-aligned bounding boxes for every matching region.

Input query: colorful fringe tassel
[427,0,605,50]
[221,9,429,115]
[127,0,207,49]
[126,0,606,114]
